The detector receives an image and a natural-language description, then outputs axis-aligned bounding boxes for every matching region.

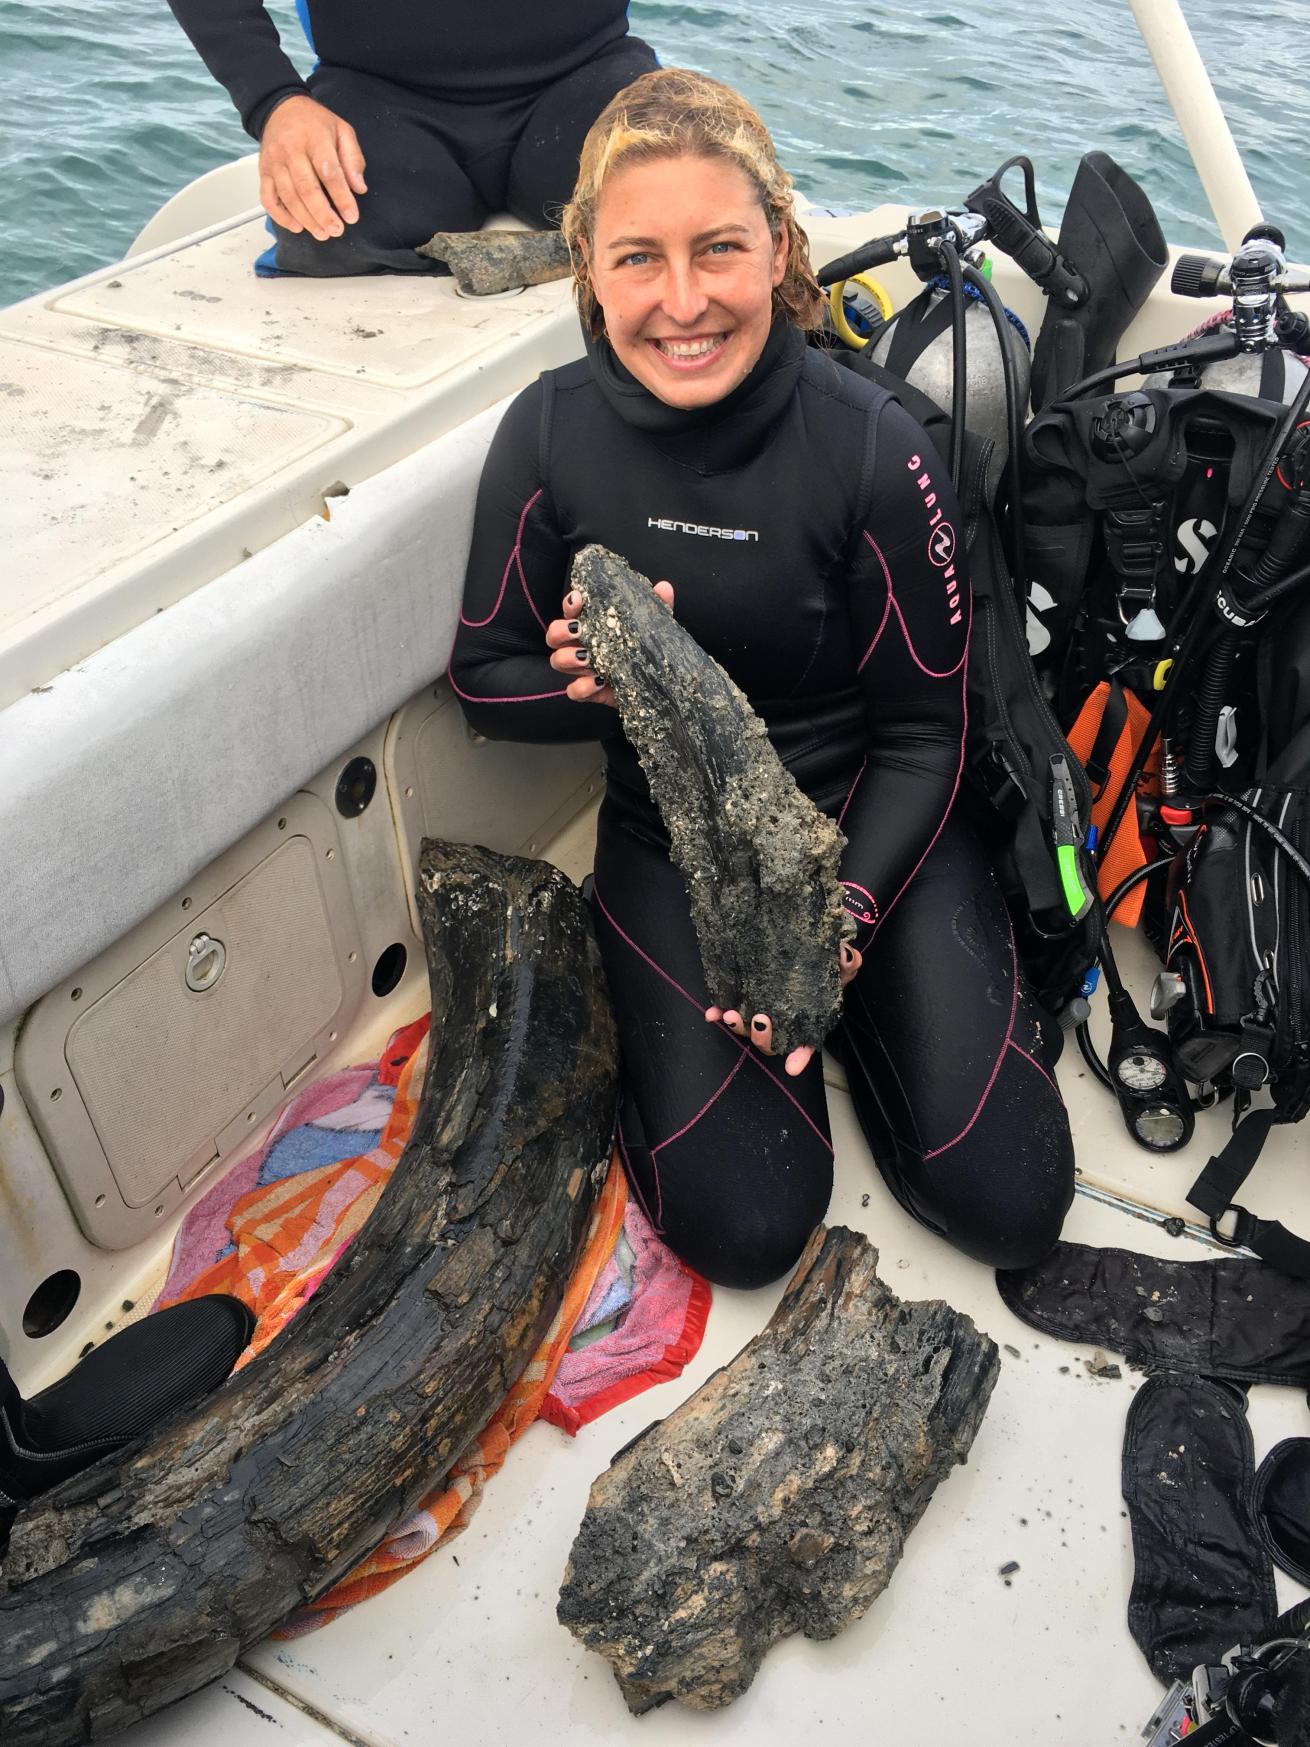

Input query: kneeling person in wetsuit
[167,0,657,275]
[452,68,1075,1287]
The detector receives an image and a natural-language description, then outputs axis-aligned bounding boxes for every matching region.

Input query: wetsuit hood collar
[584,317,806,473]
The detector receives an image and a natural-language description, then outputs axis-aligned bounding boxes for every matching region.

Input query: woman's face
[588,152,789,410]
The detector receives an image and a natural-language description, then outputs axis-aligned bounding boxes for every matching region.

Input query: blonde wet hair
[561,66,823,341]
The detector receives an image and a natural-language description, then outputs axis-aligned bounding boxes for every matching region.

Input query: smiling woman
[585,161,787,408]
[449,67,1076,1291]
[562,67,823,408]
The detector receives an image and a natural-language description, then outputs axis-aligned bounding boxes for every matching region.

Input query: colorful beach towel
[541,1196,711,1436]
[158,1014,710,1631]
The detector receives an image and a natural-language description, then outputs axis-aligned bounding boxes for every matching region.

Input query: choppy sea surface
[0,0,1305,308]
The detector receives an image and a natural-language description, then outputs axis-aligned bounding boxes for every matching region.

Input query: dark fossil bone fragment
[416,228,571,294]
[557,1224,1000,1713]
[0,842,617,1747]
[572,542,854,1055]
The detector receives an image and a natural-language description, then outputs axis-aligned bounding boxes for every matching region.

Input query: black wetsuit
[451,321,1074,1286]
[167,0,656,273]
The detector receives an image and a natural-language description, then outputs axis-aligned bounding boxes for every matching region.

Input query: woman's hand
[259,95,367,241]
[705,940,863,1076]
[546,580,675,703]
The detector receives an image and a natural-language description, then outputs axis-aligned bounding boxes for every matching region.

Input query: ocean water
[0,0,1305,309]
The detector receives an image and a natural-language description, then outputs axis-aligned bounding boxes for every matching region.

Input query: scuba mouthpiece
[815,231,902,290]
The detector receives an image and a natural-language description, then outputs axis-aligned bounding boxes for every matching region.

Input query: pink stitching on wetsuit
[459,490,543,629]
[837,755,867,830]
[855,590,892,674]
[592,881,833,1156]
[653,1053,748,1159]
[923,914,1020,1161]
[841,880,879,927]
[446,671,569,708]
[1008,1040,1063,1101]
[862,533,967,678]
[867,586,973,936]
[617,1119,665,1233]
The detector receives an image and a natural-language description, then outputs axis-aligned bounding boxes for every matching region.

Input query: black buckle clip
[1209,1204,1258,1250]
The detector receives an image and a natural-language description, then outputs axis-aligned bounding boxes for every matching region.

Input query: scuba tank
[818,201,1100,1020]
[867,279,1031,500]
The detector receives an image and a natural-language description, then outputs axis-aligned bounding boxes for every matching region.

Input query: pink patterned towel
[156,1020,711,1442]
[540,1197,712,1436]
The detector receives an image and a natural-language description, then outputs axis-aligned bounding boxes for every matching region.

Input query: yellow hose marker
[828,273,894,350]
[1153,659,1174,690]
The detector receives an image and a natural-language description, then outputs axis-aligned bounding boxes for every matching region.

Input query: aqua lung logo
[929,523,957,567]
[648,516,759,542]
[906,454,963,625]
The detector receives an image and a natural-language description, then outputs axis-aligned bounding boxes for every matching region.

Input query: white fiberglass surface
[50,221,571,391]
[110,1022,1309,1747]
[1,338,346,636]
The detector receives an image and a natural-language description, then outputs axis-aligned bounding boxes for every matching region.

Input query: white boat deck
[0,210,579,713]
[111,809,1310,1747]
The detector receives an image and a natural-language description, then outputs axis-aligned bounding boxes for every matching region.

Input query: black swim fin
[1030,151,1168,411]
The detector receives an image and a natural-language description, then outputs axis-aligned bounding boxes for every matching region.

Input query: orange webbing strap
[1066,680,1161,928]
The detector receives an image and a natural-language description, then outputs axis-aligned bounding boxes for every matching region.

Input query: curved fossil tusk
[0,841,617,1747]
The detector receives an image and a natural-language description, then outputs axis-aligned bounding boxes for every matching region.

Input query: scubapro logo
[1174,517,1217,574]
[928,522,957,568]
[648,516,758,542]
[1026,580,1056,656]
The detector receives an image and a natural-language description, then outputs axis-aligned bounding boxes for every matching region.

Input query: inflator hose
[1184,629,1239,792]
[961,259,1028,600]
[1186,485,1310,791]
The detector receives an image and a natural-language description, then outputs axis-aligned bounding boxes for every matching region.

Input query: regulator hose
[1186,476,1310,790]
[937,237,967,492]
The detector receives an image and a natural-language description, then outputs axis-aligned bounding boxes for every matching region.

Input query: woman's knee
[619,1108,833,1291]
[924,1102,1075,1270]
[656,1196,823,1292]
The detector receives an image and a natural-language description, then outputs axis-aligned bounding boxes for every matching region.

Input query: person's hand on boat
[259,95,368,242]
[547,581,675,703]
[705,941,863,1077]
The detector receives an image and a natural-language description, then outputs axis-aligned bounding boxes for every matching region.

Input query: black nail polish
[566,620,580,635]
[575,649,589,664]
[751,1018,767,1032]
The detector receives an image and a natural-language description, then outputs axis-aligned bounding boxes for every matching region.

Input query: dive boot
[1030,151,1168,411]
[1,1294,253,1532]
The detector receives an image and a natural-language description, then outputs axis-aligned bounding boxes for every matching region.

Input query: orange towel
[164,1026,629,1635]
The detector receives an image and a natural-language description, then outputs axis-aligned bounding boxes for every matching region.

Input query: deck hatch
[15,793,367,1250]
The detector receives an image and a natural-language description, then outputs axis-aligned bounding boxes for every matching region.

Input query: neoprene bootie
[1,1294,253,1517]
[1029,151,1168,411]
